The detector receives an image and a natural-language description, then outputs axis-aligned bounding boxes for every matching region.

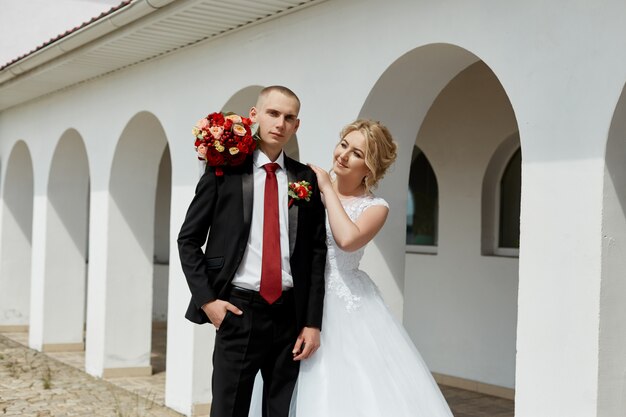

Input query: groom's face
[251,91,300,151]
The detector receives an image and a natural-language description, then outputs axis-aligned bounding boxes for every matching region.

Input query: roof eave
[0,0,177,84]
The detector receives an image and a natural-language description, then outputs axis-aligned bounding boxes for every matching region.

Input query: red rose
[237,142,249,154]
[205,147,225,166]
[208,112,225,126]
[297,187,308,199]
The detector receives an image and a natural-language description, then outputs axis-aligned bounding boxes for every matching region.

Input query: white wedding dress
[250,195,453,417]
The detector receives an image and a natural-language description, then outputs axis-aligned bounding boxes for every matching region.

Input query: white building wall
[1,0,626,415]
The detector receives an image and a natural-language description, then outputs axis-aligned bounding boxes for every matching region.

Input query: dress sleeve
[355,196,389,218]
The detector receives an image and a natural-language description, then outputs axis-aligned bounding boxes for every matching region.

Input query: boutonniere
[288,180,312,207]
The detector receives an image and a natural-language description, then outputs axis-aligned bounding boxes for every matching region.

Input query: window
[406,146,438,249]
[498,149,521,249]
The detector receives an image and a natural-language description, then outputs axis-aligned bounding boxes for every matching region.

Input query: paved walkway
[0,334,180,417]
[1,330,514,416]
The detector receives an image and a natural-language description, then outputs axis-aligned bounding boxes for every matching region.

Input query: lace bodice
[325,195,388,270]
[325,195,389,311]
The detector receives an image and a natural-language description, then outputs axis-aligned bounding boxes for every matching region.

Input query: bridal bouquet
[193,112,257,176]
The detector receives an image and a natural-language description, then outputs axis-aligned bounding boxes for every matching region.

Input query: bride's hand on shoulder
[308,163,332,194]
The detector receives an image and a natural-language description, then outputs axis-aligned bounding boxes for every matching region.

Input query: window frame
[481,132,521,257]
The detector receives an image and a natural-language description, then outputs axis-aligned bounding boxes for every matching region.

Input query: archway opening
[104,111,170,376]
[39,129,90,351]
[0,141,34,330]
[359,45,520,404]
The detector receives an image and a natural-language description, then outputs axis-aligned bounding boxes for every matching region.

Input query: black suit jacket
[177,155,327,330]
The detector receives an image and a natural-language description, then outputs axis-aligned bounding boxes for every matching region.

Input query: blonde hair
[339,119,397,191]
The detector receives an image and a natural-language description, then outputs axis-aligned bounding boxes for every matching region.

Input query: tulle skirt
[250,268,453,417]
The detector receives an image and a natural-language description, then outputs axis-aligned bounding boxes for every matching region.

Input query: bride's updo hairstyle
[339,119,398,191]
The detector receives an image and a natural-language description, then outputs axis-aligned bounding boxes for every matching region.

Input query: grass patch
[41,365,53,389]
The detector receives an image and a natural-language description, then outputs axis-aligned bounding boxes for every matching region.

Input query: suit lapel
[241,159,254,236]
[285,157,298,257]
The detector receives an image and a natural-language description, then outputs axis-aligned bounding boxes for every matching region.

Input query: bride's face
[333,130,370,185]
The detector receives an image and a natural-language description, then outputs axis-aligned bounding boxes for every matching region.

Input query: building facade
[1,0,625,416]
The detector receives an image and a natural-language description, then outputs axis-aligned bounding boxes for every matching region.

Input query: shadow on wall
[3,141,33,239]
[109,111,169,259]
[48,129,90,258]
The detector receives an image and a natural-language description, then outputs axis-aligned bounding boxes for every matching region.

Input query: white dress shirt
[231,149,293,290]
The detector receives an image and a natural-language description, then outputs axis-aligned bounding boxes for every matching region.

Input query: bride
[252,119,453,416]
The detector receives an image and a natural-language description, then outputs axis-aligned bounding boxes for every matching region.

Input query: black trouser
[211,286,299,417]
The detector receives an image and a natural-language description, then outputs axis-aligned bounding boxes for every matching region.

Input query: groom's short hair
[257,85,301,113]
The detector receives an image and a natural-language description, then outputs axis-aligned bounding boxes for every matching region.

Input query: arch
[356,43,483,316]
[222,85,300,161]
[358,44,520,396]
[481,132,521,256]
[599,80,626,416]
[0,140,34,328]
[31,129,90,350]
[101,111,170,375]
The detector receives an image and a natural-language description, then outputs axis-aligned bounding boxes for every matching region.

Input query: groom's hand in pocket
[202,300,242,330]
[292,327,320,360]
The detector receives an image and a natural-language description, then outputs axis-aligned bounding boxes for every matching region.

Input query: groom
[178,86,327,417]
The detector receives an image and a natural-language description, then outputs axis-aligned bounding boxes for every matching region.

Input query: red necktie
[260,163,282,304]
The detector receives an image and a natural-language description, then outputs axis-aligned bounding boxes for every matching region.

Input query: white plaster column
[597,84,626,417]
[85,188,109,376]
[165,218,213,415]
[514,106,606,416]
[164,114,213,415]
[27,191,48,350]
